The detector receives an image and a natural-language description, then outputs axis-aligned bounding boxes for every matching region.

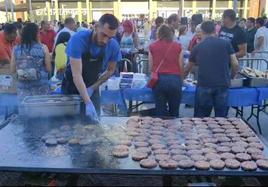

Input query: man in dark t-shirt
[246,17,257,53]
[184,21,239,117]
[219,9,247,58]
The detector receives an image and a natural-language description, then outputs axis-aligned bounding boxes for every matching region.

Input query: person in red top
[149,24,184,117]
[0,23,18,73]
[188,24,202,51]
[39,21,56,53]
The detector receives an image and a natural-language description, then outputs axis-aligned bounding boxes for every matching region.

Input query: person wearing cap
[62,14,121,121]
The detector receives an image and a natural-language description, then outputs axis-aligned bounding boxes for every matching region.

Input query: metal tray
[19,95,82,118]
[230,78,245,88]
[239,72,268,87]
[244,77,268,87]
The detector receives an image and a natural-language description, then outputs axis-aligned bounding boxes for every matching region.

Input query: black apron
[62,34,105,115]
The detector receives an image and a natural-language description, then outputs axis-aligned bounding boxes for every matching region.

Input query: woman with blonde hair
[149,24,184,117]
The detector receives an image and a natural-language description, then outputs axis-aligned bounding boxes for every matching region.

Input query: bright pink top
[149,40,182,75]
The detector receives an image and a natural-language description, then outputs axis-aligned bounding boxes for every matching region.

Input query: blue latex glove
[87,86,94,97]
[86,101,99,123]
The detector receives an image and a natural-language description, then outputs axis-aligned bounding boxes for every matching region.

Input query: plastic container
[132,79,147,89]
[120,72,134,79]
[107,77,120,90]
[133,73,146,80]
[0,74,17,93]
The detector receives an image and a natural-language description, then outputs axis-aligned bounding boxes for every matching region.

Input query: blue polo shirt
[66,30,122,71]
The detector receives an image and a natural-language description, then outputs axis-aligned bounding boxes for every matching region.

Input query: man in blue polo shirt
[62,14,122,121]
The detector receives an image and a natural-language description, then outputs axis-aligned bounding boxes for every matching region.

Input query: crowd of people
[1,9,268,120]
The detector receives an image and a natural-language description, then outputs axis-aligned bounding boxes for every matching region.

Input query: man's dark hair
[256,17,265,26]
[155,16,164,26]
[191,14,203,25]
[40,20,47,27]
[4,23,17,34]
[181,17,188,25]
[17,18,22,23]
[14,22,23,30]
[201,21,215,34]
[99,14,119,30]
[167,14,178,24]
[21,23,39,50]
[247,17,255,24]
[55,32,71,47]
[223,9,236,22]
[64,17,75,25]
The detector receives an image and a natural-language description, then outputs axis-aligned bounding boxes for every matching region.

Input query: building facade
[1,0,267,23]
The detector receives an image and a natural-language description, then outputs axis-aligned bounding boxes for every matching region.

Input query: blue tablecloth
[101,89,127,109]
[0,86,264,112]
[257,87,268,104]
[228,88,259,107]
[0,93,18,107]
[123,86,196,106]
[123,86,259,107]
[123,87,154,103]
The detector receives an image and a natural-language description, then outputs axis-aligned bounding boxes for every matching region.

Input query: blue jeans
[194,86,229,117]
[152,74,182,117]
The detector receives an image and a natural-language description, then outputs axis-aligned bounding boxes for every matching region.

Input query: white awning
[121,2,149,14]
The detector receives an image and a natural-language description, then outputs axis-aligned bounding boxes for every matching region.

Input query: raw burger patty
[225,159,240,169]
[256,160,268,170]
[195,161,210,170]
[241,161,257,171]
[112,145,129,158]
[178,159,195,169]
[140,158,158,169]
[159,159,178,169]
[210,159,225,170]
[132,152,148,161]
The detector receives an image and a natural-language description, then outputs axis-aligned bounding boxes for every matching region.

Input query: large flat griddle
[0,117,268,177]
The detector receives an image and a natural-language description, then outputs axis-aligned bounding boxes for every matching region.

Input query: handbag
[147,43,173,88]
[16,54,42,81]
